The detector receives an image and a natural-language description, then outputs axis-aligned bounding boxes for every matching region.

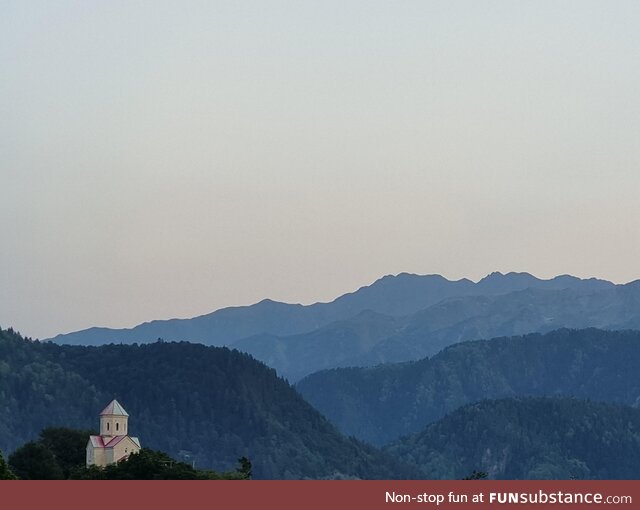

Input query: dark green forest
[386,397,640,479]
[0,327,413,479]
[297,328,640,445]
[72,449,251,480]
[5,426,250,480]
[8,427,93,479]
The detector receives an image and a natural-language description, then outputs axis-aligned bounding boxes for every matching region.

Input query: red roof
[88,435,134,449]
[104,435,127,448]
[89,435,105,448]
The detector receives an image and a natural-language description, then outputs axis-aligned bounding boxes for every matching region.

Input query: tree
[0,451,17,480]
[236,456,252,479]
[462,470,488,480]
[8,442,64,480]
[38,427,95,478]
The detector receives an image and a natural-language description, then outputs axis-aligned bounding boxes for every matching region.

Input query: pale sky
[2,1,639,339]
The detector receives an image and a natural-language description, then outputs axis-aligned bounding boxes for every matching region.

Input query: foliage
[0,450,17,480]
[7,427,93,479]
[6,426,250,480]
[386,397,640,480]
[462,470,488,480]
[39,427,96,478]
[71,448,249,480]
[236,456,252,479]
[10,323,640,480]
[297,328,640,445]
[8,441,64,480]
[0,328,102,454]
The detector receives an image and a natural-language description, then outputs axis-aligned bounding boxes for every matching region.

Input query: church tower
[99,399,129,438]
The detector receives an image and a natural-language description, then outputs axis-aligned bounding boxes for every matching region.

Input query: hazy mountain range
[8,270,640,479]
[49,272,640,381]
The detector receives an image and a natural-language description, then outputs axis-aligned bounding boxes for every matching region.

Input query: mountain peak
[480,271,536,282]
[255,298,290,307]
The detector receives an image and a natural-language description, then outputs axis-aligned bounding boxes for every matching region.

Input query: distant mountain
[233,310,405,382]
[354,282,640,366]
[386,397,640,479]
[296,329,640,446]
[48,299,323,347]
[239,280,640,381]
[48,272,614,347]
[0,328,413,479]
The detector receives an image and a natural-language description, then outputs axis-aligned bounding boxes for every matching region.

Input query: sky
[2,1,639,339]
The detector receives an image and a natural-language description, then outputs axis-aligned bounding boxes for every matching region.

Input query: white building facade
[86,399,141,467]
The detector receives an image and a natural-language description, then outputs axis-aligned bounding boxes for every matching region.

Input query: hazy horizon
[17,269,640,339]
[3,1,639,338]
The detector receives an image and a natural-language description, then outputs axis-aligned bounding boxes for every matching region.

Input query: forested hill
[296,328,640,445]
[0,327,414,479]
[386,397,640,480]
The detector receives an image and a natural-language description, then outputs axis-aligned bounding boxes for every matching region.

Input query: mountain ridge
[233,281,640,381]
[48,271,616,348]
[296,328,640,445]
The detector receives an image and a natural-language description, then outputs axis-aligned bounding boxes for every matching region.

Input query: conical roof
[99,399,129,417]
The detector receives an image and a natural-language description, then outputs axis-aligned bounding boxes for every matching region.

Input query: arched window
[116,423,119,432]
[107,423,110,431]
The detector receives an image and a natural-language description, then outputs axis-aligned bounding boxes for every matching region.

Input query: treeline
[386,397,640,479]
[2,427,250,480]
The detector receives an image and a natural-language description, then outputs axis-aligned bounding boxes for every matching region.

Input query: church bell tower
[99,399,129,437]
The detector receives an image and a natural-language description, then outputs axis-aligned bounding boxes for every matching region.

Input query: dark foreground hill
[386,397,640,480]
[296,329,640,445]
[0,327,412,479]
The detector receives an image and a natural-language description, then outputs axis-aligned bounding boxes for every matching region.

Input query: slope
[297,328,640,445]
[386,397,640,479]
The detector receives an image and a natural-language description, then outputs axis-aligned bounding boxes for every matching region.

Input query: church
[86,399,141,467]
